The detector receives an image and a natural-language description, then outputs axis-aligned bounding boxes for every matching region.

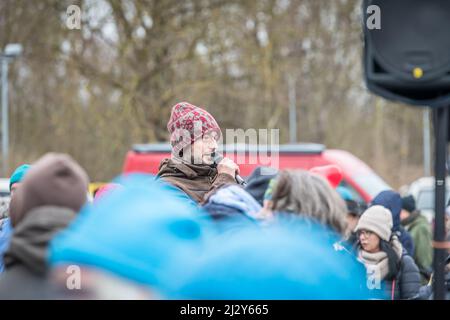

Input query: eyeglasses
[357,229,374,238]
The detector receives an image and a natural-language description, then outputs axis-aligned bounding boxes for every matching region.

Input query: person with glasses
[355,205,421,300]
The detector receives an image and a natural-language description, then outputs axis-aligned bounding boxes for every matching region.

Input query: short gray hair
[271,170,347,235]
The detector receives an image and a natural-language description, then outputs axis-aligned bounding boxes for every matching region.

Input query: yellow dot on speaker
[413,67,423,79]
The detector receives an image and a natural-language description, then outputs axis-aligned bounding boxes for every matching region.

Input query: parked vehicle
[123,143,391,203]
[0,179,9,199]
[406,176,450,223]
[0,178,10,219]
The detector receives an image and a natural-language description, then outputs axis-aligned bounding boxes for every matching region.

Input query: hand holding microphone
[212,153,246,186]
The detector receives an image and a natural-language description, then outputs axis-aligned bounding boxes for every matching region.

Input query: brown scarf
[4,206,77,275]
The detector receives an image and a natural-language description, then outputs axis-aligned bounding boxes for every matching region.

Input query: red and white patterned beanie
[167,102,221,154]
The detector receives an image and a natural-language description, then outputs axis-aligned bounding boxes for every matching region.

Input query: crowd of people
[0,102,449,300]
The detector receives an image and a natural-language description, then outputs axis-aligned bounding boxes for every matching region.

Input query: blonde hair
[271,170,347,235]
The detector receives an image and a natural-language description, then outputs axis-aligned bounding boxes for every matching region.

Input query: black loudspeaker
[363,0,450,107]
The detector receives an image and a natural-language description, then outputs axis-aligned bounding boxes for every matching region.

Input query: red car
[123,143,391,203]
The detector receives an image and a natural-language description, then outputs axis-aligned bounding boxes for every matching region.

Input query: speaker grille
[364,0,450,106]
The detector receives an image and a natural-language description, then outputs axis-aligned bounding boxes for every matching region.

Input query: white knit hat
[354,205,393,241]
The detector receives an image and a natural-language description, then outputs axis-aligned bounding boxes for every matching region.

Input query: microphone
[212,153,247,186]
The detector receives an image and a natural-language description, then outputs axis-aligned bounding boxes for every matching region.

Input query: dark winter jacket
[384,254,421,300]
[0,206,76,299]
[359,247,421,300]
[244,166,278,205]
[371,191,415,255]
[157,158,237,204]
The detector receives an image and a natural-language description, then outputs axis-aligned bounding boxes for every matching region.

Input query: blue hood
[204,185,262,220]
[168,216,374,300]
[49,174,214,290]
[371,190,402,232]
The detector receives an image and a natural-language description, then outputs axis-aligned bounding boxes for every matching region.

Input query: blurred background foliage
[0,0,428,187]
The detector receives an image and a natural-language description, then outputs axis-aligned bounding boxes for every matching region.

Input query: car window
[417,189,450,210]
[352,174,391,199]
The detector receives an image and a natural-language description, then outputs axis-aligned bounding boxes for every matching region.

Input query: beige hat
[354,205,393,241]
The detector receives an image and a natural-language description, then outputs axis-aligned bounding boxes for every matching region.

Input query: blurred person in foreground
[48,174,212,299]
[167,215,373,300]
[269,169,348,237]
[0,154,89,299]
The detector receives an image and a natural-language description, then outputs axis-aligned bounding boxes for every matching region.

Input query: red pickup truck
[122,143,391,203]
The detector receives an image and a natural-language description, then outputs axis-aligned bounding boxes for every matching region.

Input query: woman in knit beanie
[355,205,421,300]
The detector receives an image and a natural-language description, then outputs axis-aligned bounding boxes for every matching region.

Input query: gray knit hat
[354,205,393,241]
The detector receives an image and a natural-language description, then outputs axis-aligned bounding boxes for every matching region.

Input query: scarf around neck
[358,235,403,281]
